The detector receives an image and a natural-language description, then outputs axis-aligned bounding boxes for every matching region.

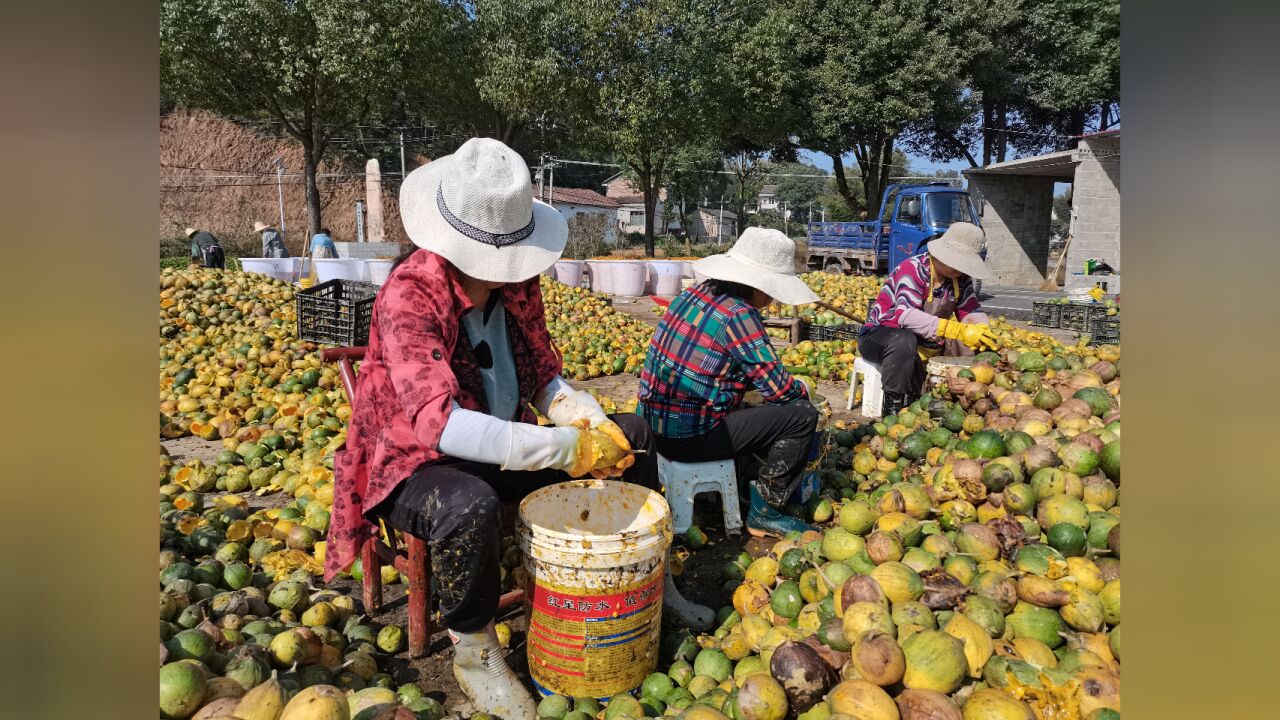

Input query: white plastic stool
[847,356,884,417]
[657,455,743,536]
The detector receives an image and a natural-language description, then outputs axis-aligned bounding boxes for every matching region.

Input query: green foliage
[160,0,446,232]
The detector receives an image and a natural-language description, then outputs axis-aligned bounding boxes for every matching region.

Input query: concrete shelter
[965,130,1120,292]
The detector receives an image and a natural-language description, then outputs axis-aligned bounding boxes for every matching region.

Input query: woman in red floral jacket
[325,139,707,716]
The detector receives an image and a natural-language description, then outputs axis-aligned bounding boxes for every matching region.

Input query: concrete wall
[1064,136,1121,293]
[966,174,1056,287]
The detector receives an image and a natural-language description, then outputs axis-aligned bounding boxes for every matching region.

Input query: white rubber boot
[664,570,715,632]
[450,622,538,719]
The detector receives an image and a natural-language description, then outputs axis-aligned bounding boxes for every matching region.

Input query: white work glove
[438,404,631,477]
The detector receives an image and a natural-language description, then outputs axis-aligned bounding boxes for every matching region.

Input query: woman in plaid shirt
[639,228,822,538]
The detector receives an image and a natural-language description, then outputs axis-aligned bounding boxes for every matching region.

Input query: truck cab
[805,182,982,279]
[880,183,982,271]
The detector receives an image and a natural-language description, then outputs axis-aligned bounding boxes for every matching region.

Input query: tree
[160,0,443,236]
[569,0,744,256]
[769,161,829,212]
[776,0,968,216]
[904,0,1120,167]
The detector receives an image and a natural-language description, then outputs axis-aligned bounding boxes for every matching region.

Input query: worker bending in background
[185,227,224,269]
[857,222,998,416]
[255,221,289,258]
[638,228,821,541]
[310,227,338,259]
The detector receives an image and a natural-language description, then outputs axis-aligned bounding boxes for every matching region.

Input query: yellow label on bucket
[527,566,664,698]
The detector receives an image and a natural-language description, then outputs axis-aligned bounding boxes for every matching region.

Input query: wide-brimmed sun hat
[692,227,819,306]
[253,221,271,233]
[927,222,990,280]
[399,138,567,283]
[184,228,197,238]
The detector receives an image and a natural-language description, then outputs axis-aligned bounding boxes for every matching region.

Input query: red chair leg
[407,535,431,658]
[361,537,382,613]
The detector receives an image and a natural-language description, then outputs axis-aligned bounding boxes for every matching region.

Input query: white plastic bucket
[240,257,301,282]
[518,480,672,699]
[647,261,684,296]
[313,258,367,283]
[681,261,695,279]
[554,260,586,288]
[585,260,612,294]
[610,261,647,296]
[367,259,395,286]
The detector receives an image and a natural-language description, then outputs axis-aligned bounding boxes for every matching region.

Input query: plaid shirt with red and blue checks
[638,282,808,439]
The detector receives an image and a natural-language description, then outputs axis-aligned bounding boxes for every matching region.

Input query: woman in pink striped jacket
[858,222,999,415]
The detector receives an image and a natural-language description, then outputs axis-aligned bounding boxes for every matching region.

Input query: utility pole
[398,132,406,179]
[783,201,788,236]
[355,200,365,243]
[538,155,546,201]
[718,198,724,244]
[548,159,555,206]
[273,157,287,238]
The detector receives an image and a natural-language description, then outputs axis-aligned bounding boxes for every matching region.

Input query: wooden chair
[322,347,525,657]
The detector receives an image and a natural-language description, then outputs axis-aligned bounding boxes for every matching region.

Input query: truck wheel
[824,260,845,275]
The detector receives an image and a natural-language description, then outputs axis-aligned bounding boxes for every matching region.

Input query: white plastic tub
[553,260,586,288]
[313,258,368,283]
[585,260,613,294]
[239,257,303,282]
[610,261,648,296]
[367,259,395,286]
[647,260,685,296]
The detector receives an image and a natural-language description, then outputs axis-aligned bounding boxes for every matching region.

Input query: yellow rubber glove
[936,317,999,351]
[1088,286,1105,302]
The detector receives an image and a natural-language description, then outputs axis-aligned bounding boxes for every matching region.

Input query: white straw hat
[399,138,567,283]
[926,222,990,279]
[184,228,197,238]
[691,228,819,306]
[253,221,270,233]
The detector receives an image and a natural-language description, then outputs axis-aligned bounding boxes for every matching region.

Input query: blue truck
[805,182,982,283]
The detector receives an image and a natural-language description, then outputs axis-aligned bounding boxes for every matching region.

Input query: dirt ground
[160,303,1075,714]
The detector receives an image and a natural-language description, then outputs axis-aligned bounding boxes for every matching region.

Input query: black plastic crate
[1089,315,1121,345]
[1032,301,1062,328]
[1059,303,1093,332]
[829,323,861,340]
[297,279,378,346]
[807,324,834,342]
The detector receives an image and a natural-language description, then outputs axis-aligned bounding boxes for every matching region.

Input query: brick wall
[966,174,1056,287]
[1064,136,1121,292]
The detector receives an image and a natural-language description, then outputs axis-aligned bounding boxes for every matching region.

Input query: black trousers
[654,401,818,508]
[368,413,658,633]
[858,326,927,396]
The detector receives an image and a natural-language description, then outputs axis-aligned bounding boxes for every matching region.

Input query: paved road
[977,285,1061,319]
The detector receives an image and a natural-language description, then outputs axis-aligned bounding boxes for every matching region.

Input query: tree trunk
[642,187,656,257]
[1099,102,1112,131]
[863,139,883,220]
[301,137,322,242]
[1067,109,1087,144]
[994,101,1008,163]
[981,97,995,166]
[829,152,860,212]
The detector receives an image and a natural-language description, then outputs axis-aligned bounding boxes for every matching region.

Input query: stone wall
[966,174,1056,287]
[1064,136,1121,293]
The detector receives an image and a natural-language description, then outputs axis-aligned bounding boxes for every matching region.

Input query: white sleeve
[535,375,610,427]
[438,402,580,471]
[532,375,576,415]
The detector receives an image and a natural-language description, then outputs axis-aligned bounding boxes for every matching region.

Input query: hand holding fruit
[565,421,634,478]
[937,318,999,351]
